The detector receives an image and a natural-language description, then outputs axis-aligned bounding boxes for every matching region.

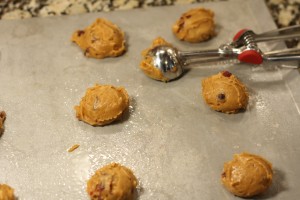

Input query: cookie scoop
[146,25,300,81]
[140,37,175,82]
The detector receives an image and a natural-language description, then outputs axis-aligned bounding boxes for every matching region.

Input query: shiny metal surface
[255,25,300,43]
[148,46,225,80]
[0,1,300,200]
[264,46,300,62]
[148,46,184,80]
[147,44,244,81]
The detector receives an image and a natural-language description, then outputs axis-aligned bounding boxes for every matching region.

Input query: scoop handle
[264,48,300,62]
[265,55,300,62]
[255,25,300,42]
[180,49,220,58]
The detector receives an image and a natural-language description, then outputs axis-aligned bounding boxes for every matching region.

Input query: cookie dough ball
[202,71,248,113]
[0,184,15,200]
[221,152,273,198]
[0,111,6,136]
[87,163,138,200]
[140,37,174,82]
[75,84,129,126]
[71,18,126,59]
[172,8,215,43]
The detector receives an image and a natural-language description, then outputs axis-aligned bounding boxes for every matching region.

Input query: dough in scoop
[75,84,129,126]
[172,8,215,43]
[201,71,248,113]
[140,37,174,82]
[87,163,137,200]
[71,18,126,59]
[0,184,15,200]
[221,152,273,198]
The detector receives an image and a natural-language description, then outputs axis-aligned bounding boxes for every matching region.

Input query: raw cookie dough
[71,18,126,59]
[172,8,215,43]
[202,71,248,114]
[75,84,129,126]
[140,37,174,82]
[0,111,6,136]
[87,163,138,200]
[0,184,15,200]
[221,152,273,198]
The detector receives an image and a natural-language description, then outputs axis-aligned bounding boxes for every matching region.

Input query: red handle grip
[233,29,248,41]
[238,50,263,65]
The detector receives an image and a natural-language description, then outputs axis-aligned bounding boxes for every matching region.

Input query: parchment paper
[0,0,299,199]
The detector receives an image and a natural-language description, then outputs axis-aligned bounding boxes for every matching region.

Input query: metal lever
[255,25,300,42]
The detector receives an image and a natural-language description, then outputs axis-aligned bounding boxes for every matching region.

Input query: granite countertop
[0,0,299,46]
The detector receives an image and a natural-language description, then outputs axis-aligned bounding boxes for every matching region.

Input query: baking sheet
[0,0,300,199]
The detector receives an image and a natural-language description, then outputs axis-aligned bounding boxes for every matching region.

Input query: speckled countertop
[0,0,299,46]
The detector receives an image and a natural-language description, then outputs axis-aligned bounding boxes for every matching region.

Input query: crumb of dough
[0,111,6,136]
[140,37,174,82]
[71,18,126,59]
[0,184,15,200]
[87,163,137,200]
[68,144,80,152]
[172,8,215,43]
[221,152,273,198]
[201,71,248,113]
[75,84,129,126]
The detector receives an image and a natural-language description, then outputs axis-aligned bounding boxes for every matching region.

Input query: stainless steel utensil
[147,25,300,81]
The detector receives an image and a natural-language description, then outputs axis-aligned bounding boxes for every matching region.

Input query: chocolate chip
[185,15,191,19]
[0,111,6,119]
[217,93,226,101]
[222,71,232,77]
[177,22,185,33]
[221,172,226,178]
[84,48,90,56]
[77,30,85,37]
[109,182,113,193]
[96,183,105,196]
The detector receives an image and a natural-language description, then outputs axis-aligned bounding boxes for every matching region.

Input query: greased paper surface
[0,0,299,199]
